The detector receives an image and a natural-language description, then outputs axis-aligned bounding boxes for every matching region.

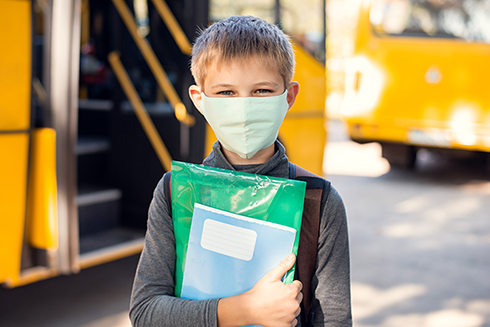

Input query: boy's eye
[255,89,273,94]
[217,90,234,96]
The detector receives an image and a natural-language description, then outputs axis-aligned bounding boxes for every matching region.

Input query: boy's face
[189,56,299,164]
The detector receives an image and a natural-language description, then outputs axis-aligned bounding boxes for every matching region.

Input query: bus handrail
[150,0,192,55]
[111,0,195,127]
[108,51,173,172]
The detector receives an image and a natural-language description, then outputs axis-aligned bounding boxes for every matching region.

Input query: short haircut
[190,15,295,89]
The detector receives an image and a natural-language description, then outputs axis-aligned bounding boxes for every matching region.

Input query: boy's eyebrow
[209,83,235,89]
[209,81,280,89]
[253,81,280,88]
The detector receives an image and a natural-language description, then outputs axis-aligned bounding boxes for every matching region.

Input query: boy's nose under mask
[199,90,289,159]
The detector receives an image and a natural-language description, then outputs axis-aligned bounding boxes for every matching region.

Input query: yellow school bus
[341,0,490,168]
[0,0,326,287]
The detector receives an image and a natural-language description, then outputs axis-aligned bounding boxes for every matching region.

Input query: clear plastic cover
[171,161,306,297]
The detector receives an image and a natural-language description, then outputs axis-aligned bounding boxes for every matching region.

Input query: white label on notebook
[201,219,257,261]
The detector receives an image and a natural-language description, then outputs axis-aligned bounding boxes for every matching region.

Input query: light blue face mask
[199,90,289,159]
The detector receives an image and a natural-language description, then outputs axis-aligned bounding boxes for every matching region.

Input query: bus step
[79,227,145,255]
[120,100,174,116]
[78,98,114,111]
[77,188,122,236]
[76,137,110,155]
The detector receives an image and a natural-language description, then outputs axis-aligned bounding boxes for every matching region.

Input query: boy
[130,15,352,327]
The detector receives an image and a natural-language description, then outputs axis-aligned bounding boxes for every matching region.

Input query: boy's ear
[286,82,299,110]
[188,85,203,114]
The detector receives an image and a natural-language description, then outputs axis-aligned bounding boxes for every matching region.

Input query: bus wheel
[381,143,417,170]
[485,152,490,175]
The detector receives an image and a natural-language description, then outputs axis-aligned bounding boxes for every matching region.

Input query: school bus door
[0,0,32,285]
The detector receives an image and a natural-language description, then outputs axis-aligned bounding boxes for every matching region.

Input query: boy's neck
[221,143,275,165]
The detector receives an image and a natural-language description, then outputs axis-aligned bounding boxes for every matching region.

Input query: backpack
[288,163,331,326]
[163,163,331,327]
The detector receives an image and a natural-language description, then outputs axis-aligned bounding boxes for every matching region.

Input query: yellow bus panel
[279,42,326,176]
[0,133,30,284]
[26,128,59,250]
[0,0,31,131]
[0,0,32,285]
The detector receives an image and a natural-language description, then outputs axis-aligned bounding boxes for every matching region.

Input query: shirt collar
[202,140,290,178]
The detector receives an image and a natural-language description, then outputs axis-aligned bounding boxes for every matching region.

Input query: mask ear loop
[194,92,208,116]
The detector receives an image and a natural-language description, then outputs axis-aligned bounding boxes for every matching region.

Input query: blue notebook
[181,203,297,302]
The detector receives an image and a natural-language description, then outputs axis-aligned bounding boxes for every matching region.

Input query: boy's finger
[296,289,303,303]
[263,253,296,282]
[291,280,303,292]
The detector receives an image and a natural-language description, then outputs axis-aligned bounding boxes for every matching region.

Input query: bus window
[370,0,490,42]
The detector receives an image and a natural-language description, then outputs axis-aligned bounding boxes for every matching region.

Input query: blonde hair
[190,16,295,88]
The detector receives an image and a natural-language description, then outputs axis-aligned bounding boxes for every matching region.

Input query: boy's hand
[217,253,303,327]
[246,253,303,326]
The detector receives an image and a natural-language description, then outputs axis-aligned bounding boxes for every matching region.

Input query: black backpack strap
[288,161,296,179]
[289,163,331,327]
[163,171,172,216]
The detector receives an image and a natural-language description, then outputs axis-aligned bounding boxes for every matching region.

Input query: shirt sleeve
[310,185,353,327]
[129,176,220,327]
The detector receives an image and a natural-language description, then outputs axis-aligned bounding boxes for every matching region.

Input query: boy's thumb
[264,253,296,282]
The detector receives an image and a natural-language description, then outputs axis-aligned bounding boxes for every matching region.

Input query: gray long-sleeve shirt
[129,141,352,326]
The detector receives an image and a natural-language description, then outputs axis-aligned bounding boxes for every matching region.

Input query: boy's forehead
[203,56,283,88]
[212,56,273,72]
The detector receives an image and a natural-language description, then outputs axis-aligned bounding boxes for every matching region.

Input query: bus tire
[381,143,417,170]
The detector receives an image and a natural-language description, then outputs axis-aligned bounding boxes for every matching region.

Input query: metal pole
[274,0,281,26]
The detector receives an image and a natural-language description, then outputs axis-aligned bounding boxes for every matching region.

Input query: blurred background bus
[0,0,326,287]
[338,0,490,169]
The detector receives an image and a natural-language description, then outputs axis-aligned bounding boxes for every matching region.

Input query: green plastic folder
[171,161,306,297]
